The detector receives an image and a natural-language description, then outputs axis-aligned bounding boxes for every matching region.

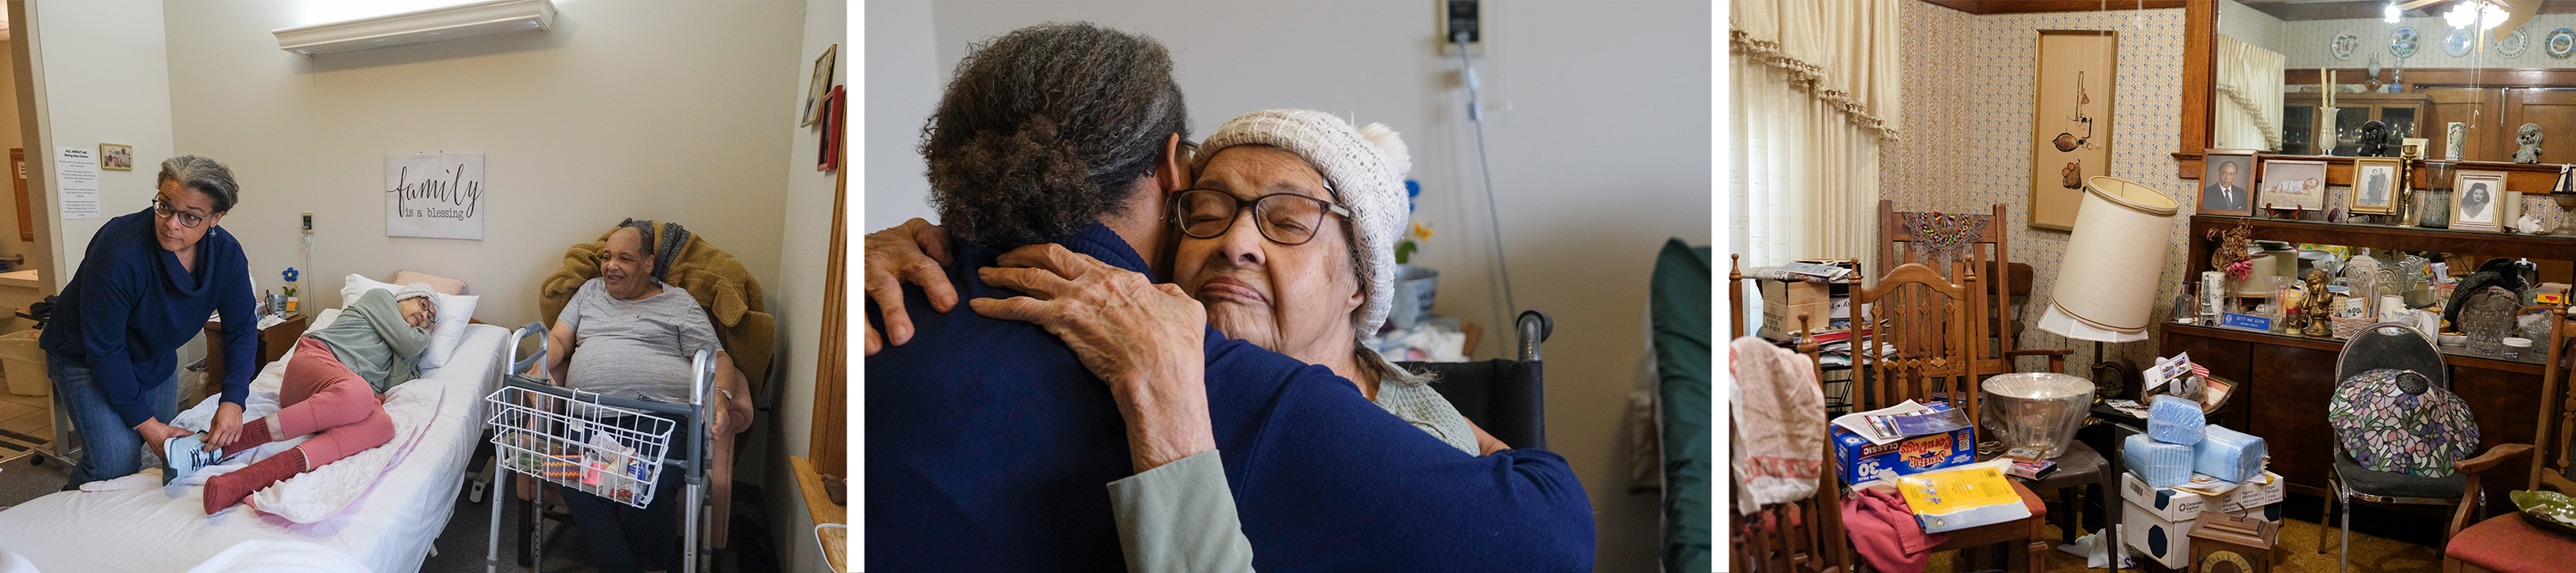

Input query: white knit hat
[1192,109,1413,336]
[393,283,440,304]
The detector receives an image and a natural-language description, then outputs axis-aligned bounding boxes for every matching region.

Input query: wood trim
[2163,321,2547,375]
[2171,153,2569,192]
[2180,0,2216,164]
[809,134,848,476]
[2284,68,2576,88]
[1921,0,2190,15]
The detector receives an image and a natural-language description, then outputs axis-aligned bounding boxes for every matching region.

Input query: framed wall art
[2257,158,2327,214]
[2030,29,2118,230]
[2452,171,2508,232]
[2349,156,2403,215]
[2198,149,2259,216]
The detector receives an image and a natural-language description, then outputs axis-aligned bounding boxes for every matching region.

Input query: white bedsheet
[0,324,509,573]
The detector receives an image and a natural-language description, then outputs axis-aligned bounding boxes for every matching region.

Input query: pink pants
[261,338,396,469]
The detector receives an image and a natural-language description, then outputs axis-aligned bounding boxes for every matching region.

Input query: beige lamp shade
[2042,176,2180,339]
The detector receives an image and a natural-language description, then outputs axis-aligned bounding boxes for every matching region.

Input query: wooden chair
[2442,308,2576,572]
[1877,200,2069,375]
[1727,254,1850,573]
[1851,261,2050,573]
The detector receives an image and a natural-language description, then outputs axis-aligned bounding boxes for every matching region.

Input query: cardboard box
[1830,423,1977,485]
[2123,496,2200,570]
[2120,470,2211,522]
[2218,471,2286,513]
[2223,502,2284,523]
[1759,280,1836,339]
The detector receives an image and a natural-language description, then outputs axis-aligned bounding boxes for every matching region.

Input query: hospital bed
[0,319,513,573]
[483,322,720,573]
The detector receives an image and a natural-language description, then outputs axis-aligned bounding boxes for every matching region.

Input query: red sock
[203,448,307,515]
[222,420,276,457]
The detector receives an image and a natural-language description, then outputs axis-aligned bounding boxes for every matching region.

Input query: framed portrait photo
[2452,171,2508,232]
[2257,158,2328,213]
[2197,149,2259,216]
[2349,157,2403,215]
[98,143,133,171]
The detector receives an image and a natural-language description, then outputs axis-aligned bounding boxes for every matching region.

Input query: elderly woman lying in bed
[162,283,442,515]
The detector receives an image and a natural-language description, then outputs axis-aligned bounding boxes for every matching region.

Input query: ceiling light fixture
[2387,3,2403,23]
[2445,1,2480,28]
[271,0,555,57]
[2481,2,2509,29]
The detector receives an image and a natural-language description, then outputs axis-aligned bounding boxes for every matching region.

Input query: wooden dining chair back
[1725,254,1849,573]
[1880,200,2038,375]
[1851,260,1991,424]
[2440,308,2576,572]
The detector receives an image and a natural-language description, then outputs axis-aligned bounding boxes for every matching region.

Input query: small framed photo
[2258,158,2329,212]
[2452,171,2508,232]
[2198,149,2259,216]
[98,143,133,171]
[2349,156,2403,215]
[800,44,838,127]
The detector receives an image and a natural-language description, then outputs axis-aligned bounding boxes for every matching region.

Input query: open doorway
[0,0,52,469]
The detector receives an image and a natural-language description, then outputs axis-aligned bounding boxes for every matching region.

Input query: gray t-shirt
[562,277,721,403]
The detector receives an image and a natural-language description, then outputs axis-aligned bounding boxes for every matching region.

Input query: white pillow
[339,273,479,370]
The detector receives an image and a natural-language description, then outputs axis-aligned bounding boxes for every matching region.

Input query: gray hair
[156,155,240,213]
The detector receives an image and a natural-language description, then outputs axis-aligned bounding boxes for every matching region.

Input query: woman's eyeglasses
[1172,188,1352,246]
[151,198,209,229]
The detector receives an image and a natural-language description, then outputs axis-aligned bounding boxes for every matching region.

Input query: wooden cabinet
[2285,92,2429,156]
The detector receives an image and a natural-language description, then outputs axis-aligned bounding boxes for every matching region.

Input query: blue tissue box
[2123,433,2196,487]
[1829,413,1975,485]
[2193,425,2268,482]
[2146,395,2205,445]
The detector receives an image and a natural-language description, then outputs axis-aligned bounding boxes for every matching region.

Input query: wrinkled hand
[971,243,1212,472]
[205,402,245,452]
[864,218,957,356]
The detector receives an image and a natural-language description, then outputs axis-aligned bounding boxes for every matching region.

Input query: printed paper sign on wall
[386,153,484,240]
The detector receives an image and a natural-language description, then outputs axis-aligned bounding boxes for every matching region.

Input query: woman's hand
[204,402,245,452]
[132,418,193,459]
[971,243,1212,472]
[864,218,958,356]
[1467,419,1509,455]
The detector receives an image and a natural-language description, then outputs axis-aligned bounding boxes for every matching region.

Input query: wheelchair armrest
[1516,310,1553,362]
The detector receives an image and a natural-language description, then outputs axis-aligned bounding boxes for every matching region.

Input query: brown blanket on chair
[538,221,777,390]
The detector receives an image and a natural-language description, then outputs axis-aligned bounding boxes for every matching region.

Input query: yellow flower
[1410,222,1433,241]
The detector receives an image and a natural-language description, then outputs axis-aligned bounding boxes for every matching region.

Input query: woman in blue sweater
[39,155,258,490]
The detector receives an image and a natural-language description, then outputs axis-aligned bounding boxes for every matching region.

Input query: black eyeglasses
[1172,188,1352,246]
[151,198,209,229]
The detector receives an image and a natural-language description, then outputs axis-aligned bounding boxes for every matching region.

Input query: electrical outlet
[301,211,314,235]
[1438,0,1482,56]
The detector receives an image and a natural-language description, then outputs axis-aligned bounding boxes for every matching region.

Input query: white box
[2221,502,2283,523]
[2218,471,2286,513]
[2120,470,2211,522]
[2122,497,2199,570]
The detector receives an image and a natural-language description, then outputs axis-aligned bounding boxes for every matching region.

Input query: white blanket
[0,324,507,573]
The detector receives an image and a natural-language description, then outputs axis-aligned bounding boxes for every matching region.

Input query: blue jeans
[49,351,179,491]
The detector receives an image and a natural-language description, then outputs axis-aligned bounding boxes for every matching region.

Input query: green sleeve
[352,289,434,359]
[1105,450,1257,573]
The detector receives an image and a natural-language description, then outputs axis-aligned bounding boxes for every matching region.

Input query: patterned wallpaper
[2218,0,2284,53]
[1885,1,2188,375]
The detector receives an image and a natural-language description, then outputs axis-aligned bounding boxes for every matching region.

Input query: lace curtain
[2214,35,2284,152]
[1728,0,1901,315]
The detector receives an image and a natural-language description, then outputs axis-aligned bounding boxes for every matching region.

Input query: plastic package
[2193,425,2269,483]
[2146,395,2206,445]
[2123,433,2196,487]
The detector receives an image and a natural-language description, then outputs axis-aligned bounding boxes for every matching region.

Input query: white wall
[22,0,178,294]
[762,1,844,571]
[869,3,1711,570]
[160,0,805,329]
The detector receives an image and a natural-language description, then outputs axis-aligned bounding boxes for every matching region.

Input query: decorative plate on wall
[2392,27,2421,58]
[2333,29,2361,60]
[2445,28,2476,58]
[2499,27,2530,58]
[2549,27,2575,59]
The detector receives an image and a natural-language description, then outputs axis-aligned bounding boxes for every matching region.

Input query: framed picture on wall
[2028,29,2118,230]
[98,143,132,172]
[2257,158,2327,214]
[2197,149,2258,216]
[2452,171,2508,232]
[2349,156,2403,215]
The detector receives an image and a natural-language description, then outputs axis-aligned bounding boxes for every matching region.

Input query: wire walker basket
[485,322,720,573]
[485,385,674,509]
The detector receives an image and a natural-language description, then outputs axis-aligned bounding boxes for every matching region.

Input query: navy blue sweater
[40,208,258,428]
[865,223,1594,571]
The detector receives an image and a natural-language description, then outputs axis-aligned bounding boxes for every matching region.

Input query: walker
[483,323,717,572]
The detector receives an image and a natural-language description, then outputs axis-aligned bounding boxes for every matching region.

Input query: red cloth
[1841,486,1949,573]
[2447,514,2576,572]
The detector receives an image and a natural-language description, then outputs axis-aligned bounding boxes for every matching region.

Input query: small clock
[2446,28,2476,58]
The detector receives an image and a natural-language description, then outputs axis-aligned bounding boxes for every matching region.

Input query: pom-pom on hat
[1191,109,1413,336]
